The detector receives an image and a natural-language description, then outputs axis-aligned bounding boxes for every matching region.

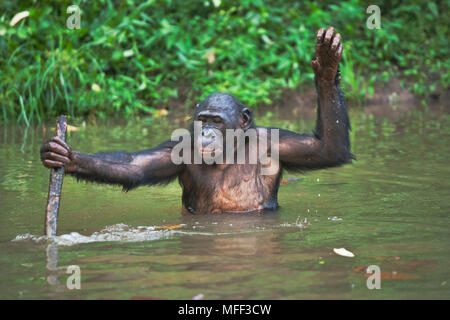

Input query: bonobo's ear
[241,107,253,130]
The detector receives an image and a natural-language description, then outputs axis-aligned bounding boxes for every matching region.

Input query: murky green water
[0,102,449,299]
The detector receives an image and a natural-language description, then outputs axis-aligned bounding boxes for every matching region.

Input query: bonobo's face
[191,93,253,157]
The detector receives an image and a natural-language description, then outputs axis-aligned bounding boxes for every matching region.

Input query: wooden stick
[44,115,68,237]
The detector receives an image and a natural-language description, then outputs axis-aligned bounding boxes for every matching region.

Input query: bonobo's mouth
[199,147,223,155]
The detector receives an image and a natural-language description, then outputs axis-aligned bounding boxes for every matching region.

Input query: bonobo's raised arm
[279,26,353,171]
[40,138,183,191]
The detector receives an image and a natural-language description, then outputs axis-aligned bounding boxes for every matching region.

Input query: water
[0,102,449,299]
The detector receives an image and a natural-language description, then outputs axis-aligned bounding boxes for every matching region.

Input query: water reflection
[179,212,282,259]
[45,243,61,286]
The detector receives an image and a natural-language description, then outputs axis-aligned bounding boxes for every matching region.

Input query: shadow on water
[0,100,449,299]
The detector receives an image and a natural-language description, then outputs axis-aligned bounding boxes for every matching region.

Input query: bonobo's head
[190,93,254,156]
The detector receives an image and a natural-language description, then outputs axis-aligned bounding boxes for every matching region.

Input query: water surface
[0,101,449,299]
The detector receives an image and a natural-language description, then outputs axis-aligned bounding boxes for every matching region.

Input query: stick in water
[45,115,68,236]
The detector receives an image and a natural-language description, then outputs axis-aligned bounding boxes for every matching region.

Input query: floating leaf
[365,271,419,280]
[369,256,401,261]
[333,248,355,257]
[353,265,366,273]
[354,266,419,280]
[155,224,183,231]
[281,177,300,185]
[192,293,204,300]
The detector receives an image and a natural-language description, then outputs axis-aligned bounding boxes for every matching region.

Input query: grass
[0,0,448,124]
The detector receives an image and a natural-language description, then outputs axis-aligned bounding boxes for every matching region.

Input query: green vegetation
[0,0,448,123]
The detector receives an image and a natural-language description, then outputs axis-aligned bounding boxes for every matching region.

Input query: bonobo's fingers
[316,28,325,44]
[40,138,70,157]
[313,26,343,81]
[331,33,341,51]
[41,151,71,165]
[324,27,335,45]
[51,136,71,151]
[43,141,69,157]
[336,43,343,58]
[40,136,77,172]
[43,159,64,169]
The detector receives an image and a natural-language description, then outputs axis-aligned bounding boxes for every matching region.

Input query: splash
[12,223,179,246]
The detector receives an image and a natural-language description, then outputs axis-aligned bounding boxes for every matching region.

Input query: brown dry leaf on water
[154,224,183,231]
[375,272,419,280]
[369,256,401,261]
[353,266,367,273]
[280,178,300,185]
[353,266,419,280]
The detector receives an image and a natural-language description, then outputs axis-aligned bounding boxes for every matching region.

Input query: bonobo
[41,27,353,214]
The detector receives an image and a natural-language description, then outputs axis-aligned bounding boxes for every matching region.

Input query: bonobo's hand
[311,26,343,82]
[40,136,78,173]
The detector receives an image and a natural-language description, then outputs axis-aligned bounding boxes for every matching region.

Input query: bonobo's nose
[201,128,221,145]
[202,128,215,138]
[199,127,223,153]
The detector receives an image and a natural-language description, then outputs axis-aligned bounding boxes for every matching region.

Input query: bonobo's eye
[212,117,223,125]
[197,116,207,124]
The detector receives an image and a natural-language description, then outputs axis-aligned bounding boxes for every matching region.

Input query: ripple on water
[12,223,177,246]
[11,219,304,246]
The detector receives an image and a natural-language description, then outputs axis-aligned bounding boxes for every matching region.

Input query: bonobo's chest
[180,163,281,214]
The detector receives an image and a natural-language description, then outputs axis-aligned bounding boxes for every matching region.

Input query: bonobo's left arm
[279,27,354,171]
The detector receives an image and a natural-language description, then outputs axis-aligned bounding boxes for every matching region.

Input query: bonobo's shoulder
[254,126,283,134]
[131,140,175,157]
[254,126,279,132]
[155,139,183,150]
[256,127,315,142]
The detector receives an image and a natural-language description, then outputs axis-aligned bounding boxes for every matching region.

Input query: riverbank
[1,1,448,123]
